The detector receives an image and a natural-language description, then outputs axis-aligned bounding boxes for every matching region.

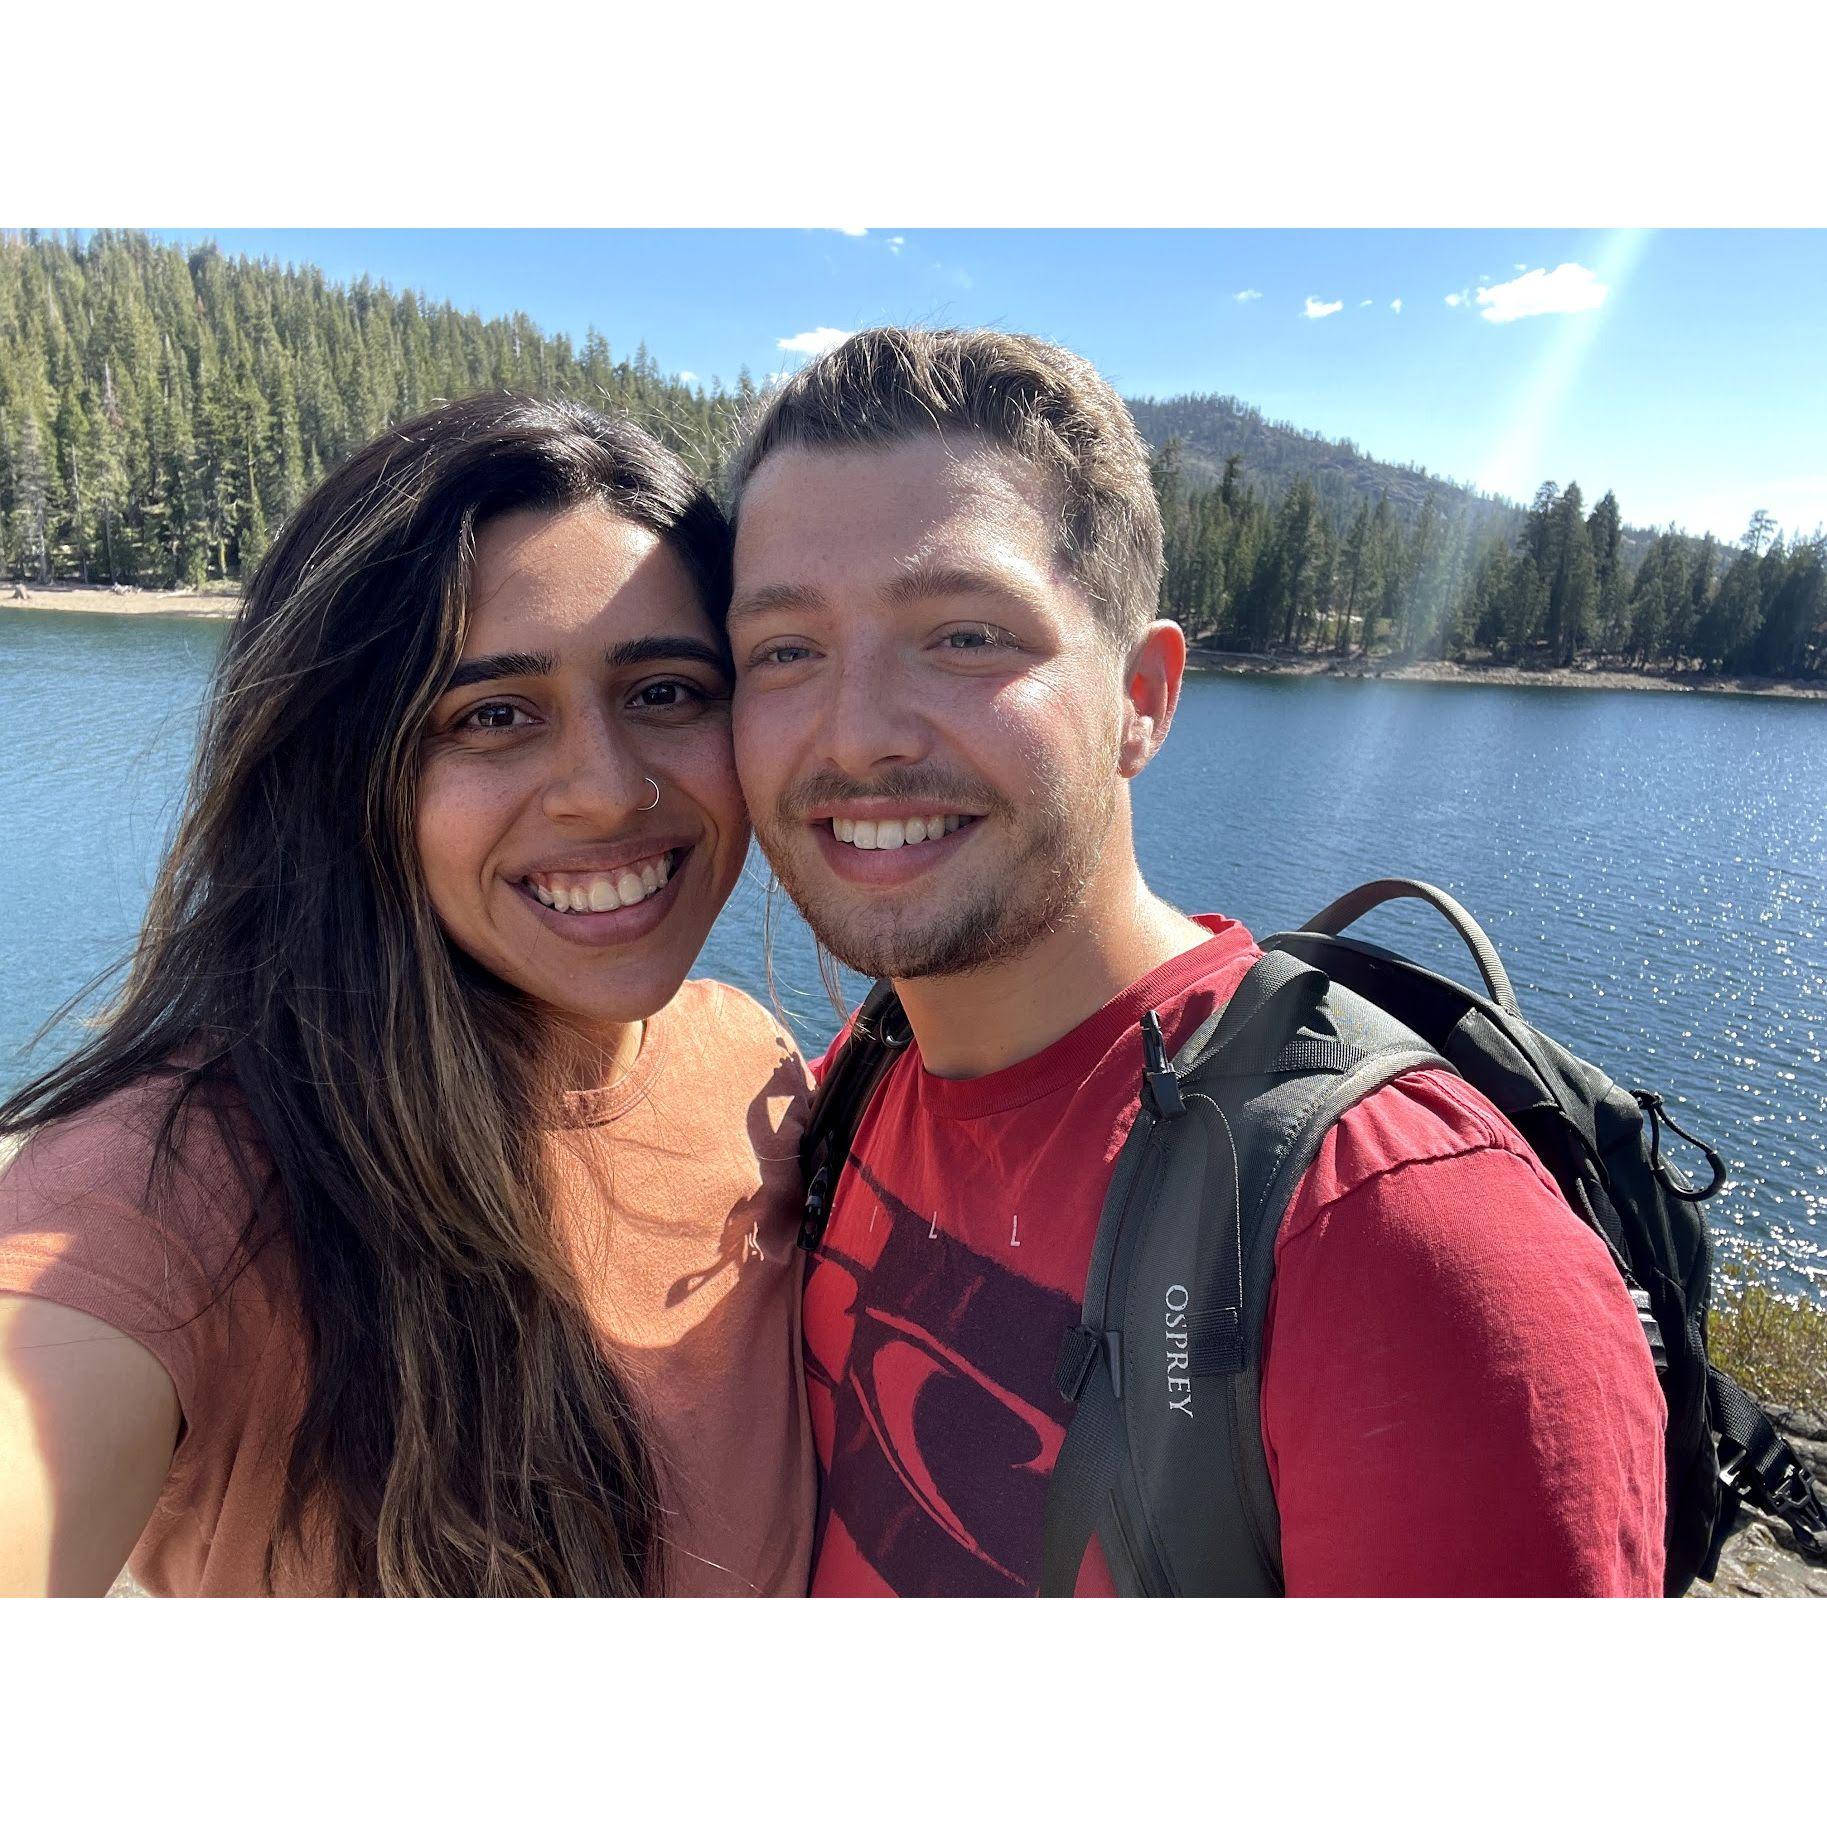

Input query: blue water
[3,608,1824,1296]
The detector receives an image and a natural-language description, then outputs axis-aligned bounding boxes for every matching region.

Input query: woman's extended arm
[0,1294,180,1597]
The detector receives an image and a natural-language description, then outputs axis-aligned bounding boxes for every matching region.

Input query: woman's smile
[416,500,746,1036]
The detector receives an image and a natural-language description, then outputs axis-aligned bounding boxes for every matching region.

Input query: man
[727,327,1667,1596]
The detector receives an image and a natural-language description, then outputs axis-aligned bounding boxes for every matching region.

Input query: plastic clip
[1141,1009,1186,1120]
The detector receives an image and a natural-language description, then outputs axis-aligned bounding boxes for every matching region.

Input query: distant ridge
[1126,392,1520,538]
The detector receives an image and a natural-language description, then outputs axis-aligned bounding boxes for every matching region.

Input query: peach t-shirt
[0,978,815,1597]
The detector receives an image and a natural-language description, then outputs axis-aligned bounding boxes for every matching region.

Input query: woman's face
[416,501,745,1048]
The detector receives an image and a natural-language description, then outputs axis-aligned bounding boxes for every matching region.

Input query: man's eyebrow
[607,634,733,678]
[726,581,827,624]
[727,564,1046,625]
[880,562,1047,612]
[444,651,553,691]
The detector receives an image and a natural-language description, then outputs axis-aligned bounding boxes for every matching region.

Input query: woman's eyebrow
[607,635,733,677]
[445,651,554,690]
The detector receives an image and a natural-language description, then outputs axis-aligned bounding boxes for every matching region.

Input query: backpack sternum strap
[797,978,911,1253]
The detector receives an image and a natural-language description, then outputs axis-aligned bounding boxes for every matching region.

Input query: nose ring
[640,776,661,813]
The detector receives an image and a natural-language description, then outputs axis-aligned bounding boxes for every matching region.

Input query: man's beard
[755,762,1114,981]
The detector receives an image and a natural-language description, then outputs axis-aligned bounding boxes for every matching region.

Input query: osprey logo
[1165,1283,1193,1418]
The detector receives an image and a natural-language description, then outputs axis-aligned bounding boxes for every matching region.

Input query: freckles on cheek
[415,762,506,911]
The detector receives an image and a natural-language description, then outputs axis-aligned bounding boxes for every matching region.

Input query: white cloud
[776,326,852,358]
[831,227,868,237]
[1233,288,1262,303]
[1390,298,1403,314]
[677,370,698,385]
[1302,296,1343,319]
[1445,291,1465,307]
[888,235,905,253]
[1358,298,1373,307]
[1473,262,1609,323]
[1515,263,1529,272]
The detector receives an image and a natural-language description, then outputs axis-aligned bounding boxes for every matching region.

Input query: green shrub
[1708,1260,1827,1418]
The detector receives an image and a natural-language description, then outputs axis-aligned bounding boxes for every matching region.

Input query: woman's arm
[0,1293,180,1596]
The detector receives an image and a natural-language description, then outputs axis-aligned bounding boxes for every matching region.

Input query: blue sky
[148,228,1826,541]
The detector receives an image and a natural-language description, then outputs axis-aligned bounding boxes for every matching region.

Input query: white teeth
[831,814,974,849]
[528,854,675,915]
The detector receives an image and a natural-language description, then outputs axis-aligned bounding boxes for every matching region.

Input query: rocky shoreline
[1184,647,1827,702]
[1691,1404,1827,1598]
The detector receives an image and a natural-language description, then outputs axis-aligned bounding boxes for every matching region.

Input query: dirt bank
[1184,648,1827,701]
[3,582,238,619]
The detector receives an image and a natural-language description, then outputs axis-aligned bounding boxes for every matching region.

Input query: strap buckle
[1140,1009,1185,1120]
[1055,1326,1123,1403]
[798,1161,833,1253]
[1720,1440,1827,1562]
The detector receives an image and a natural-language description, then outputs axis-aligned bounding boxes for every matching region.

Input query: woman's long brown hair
[0,394,732,1595]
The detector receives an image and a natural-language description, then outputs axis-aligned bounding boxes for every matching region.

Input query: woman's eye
[458,700,531,733]
[630,679,710,711]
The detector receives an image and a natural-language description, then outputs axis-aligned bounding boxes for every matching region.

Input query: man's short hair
[728,327,1164,647]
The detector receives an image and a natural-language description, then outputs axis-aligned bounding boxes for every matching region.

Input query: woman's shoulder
[668,979,811,1081]
[659,979,814,1147]
[0,1066,283,1320]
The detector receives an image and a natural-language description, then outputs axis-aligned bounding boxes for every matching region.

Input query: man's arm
[1262,1092,1667,1597]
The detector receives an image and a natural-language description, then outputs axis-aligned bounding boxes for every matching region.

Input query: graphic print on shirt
[803,1156,1081,1596]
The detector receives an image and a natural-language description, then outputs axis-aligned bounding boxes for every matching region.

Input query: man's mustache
[776,766,1018,822]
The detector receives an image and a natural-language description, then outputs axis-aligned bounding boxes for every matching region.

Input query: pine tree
[1546,484,1595,666]
[8,408,52,583]
[1586,489,1625,653]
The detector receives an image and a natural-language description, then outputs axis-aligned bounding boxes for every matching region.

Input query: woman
[0,396,814,1596]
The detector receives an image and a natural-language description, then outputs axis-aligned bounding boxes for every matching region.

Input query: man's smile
[807,810,986,885]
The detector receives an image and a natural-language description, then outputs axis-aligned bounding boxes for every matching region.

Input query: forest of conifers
[3,230,1823,679]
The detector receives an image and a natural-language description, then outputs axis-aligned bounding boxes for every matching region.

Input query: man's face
[729,434,1130,981]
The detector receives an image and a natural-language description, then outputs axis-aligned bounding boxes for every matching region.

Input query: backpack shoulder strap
[797,980,911,1253]
[1040,950,1448,1595]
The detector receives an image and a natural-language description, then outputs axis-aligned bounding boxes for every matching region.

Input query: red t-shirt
[803,917,1668,1596]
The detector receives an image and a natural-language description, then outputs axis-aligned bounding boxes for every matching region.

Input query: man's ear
[1118,619,1187,778]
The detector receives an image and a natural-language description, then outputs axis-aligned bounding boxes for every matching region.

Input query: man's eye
[751,643,812,668]
[940,626,1010,651]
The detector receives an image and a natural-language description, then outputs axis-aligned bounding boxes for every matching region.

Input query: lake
[3,606,1823,1298]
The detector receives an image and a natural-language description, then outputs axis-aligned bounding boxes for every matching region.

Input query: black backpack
[797,877,1827,1595]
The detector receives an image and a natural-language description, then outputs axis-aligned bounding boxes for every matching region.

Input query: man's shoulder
[1274,1066,1637,1324]
[1286,1066,1572,1241]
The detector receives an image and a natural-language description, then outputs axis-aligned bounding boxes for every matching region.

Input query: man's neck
[895,868,1212,1079]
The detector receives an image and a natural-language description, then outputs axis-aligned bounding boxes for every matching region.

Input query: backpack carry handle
[1302,877,1523,1017]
